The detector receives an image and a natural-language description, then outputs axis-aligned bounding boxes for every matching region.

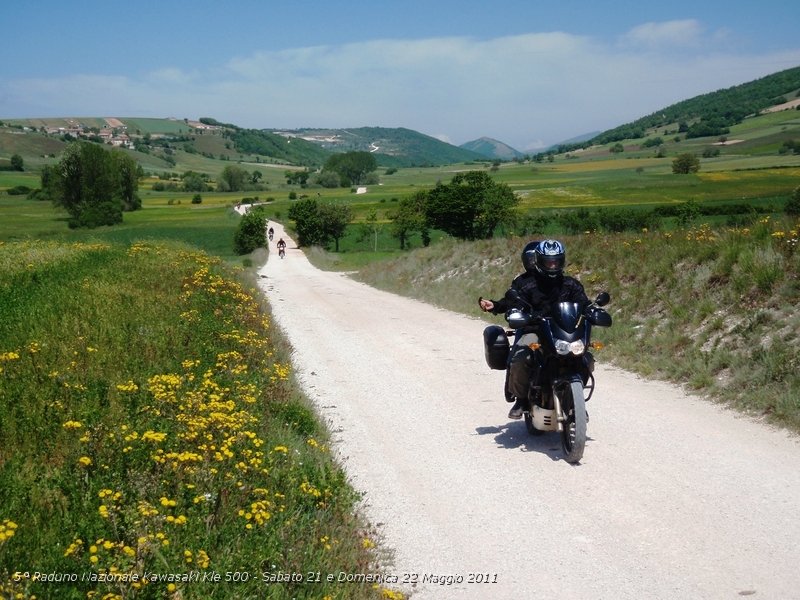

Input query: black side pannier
[483,325,510,370]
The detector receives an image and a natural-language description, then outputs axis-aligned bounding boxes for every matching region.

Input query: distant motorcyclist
[268,226,274,241]
[276,237,286,258]
[479,240,589,420]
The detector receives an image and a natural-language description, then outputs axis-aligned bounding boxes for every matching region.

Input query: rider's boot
[507,398,524,420]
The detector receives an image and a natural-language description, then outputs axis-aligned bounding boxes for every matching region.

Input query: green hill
[271,126,486,167]
[587,65,800,147]
[0,118,487,170]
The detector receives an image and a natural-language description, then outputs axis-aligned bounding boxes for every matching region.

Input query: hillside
[459,136,523,160]
[0,118,489,169]
[271,126,486,167]
[3,64,800,171]
[586,65,800,147]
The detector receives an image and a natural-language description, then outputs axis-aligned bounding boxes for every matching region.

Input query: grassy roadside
[345,218,800,433]
[0,240,401,600]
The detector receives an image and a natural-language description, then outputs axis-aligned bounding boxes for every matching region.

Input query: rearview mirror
[594,292,610,307]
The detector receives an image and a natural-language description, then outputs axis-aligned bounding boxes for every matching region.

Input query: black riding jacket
[490,270,589,317]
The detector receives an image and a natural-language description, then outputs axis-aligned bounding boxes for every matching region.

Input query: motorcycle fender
[554,374,584,388]
[552,375,584,431]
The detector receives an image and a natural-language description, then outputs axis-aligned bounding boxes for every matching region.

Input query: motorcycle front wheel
[560,380,587,464]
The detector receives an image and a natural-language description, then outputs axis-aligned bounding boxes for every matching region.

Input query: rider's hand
[478,297,494,312]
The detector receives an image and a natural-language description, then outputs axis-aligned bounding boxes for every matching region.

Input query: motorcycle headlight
[555,340,586,355]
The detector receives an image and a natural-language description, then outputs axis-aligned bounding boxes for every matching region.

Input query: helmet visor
[541,256,563,272]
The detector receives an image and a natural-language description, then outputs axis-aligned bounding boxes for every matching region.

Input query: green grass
[0,240,397,600]
[0,194,246,263]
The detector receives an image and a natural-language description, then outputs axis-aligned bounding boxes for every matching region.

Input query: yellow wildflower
[0,520,18,543]
[115,381,139,392]
[64,538,83,557]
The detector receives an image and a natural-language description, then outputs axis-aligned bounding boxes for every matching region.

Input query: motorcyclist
[276,237,287,257]
[479,239,589,420]
[268,226,274,240]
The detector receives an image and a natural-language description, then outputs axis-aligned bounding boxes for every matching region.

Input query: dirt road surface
[257,222,800,600]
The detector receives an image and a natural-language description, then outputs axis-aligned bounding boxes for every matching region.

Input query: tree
[233,207,267,255]
[10,154,24,171]
[285,169,311,186]
[390,191,428,249]
[676,200,701,225]
[110,150,141,211]
[44,141,136,228]
[314,171,341,189]
[323,151,377,186]
[356,210,382,251]
[318,202,353,252]
[182,171,210,192]
[287,199,326,247]
[424,171,519,240]
[217,165,249,192]
[672,153,701,174]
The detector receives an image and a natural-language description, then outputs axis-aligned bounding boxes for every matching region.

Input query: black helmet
[521,241,540,273]
[530,239,565,278]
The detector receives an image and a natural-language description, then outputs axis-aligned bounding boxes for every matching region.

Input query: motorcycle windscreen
[555,302,582,333]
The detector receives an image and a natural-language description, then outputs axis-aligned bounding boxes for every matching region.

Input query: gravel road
[257,221,800,600]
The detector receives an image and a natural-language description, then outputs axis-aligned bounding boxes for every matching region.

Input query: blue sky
[2,0,799,150]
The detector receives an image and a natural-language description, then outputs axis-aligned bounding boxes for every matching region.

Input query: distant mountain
[272,126,485,167]
[459,137,523,160]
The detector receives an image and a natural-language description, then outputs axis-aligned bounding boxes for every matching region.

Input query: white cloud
[3,27,799,149]
[620,19,705,49]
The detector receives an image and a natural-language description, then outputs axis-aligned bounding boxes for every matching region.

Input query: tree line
[285,170,518,251]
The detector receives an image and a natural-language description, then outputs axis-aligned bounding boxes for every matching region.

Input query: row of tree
[283,151,379,189]
[286,170,518,251]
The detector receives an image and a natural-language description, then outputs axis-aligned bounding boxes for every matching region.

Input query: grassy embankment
[0,236,402,599]
[348,217,800,432]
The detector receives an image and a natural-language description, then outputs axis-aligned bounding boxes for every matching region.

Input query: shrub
[233,208,267,255]
[6,186,32,196]
[672,153,700,174]
[786,186,800,216]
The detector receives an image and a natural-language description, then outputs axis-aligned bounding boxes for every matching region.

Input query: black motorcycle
[483,290,612,463]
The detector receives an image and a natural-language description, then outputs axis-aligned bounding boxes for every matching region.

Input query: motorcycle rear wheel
[560,381,587,464]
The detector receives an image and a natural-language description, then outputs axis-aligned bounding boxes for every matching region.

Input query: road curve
[257,221,800,600]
